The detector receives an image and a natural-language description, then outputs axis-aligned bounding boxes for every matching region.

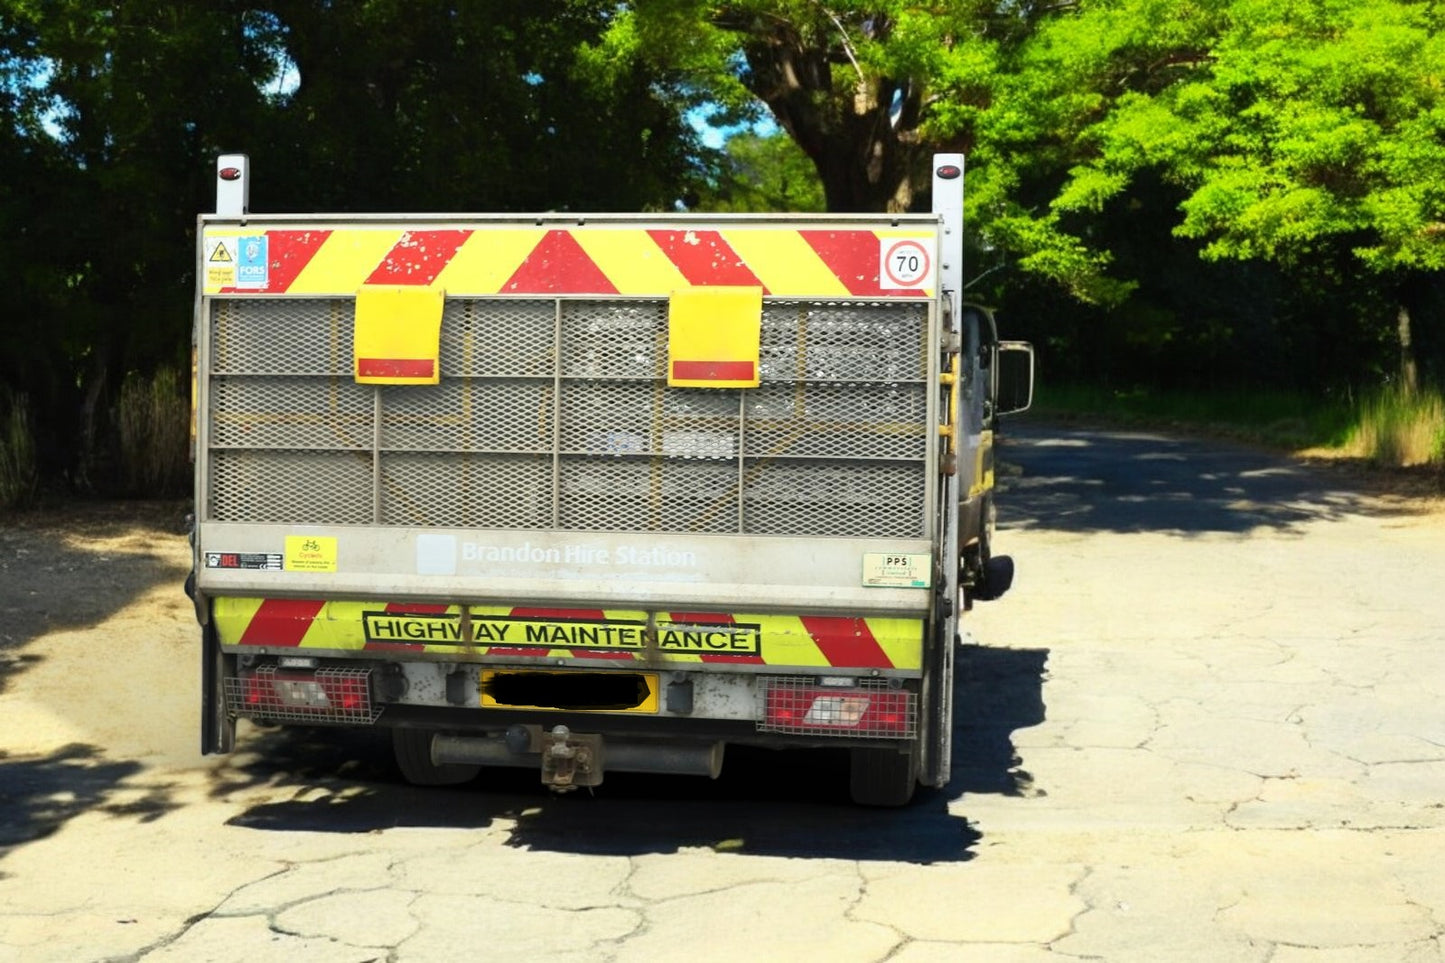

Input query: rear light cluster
[224,665,381,725]
[758,677,915,739]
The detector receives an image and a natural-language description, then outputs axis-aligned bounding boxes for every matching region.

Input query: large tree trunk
[75,343,112,494]
[726,15,928,212]
[1397,300,1419,397]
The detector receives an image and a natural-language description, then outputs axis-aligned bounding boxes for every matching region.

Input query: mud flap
[851,745,921,807]
[919,598,955,788]
[200,620,235,755]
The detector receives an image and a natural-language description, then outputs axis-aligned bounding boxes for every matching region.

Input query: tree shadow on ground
[220,643,1048,865]
[998,420,1439,536]
[0,743,182,860]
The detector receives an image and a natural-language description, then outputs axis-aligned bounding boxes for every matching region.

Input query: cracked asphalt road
[1,422,1442,962]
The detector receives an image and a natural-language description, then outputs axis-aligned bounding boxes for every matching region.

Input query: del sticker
[205,551,282,571]
[285,535,338,573]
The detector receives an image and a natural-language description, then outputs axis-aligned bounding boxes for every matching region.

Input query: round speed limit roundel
[880,239,932,289]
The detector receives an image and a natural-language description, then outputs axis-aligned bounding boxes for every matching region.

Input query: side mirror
[995,342,1035,415]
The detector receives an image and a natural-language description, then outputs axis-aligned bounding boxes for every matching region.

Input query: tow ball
[540,725,604,791]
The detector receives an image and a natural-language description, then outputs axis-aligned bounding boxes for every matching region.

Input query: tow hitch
[540,725,604,792]
[432,727,724,787]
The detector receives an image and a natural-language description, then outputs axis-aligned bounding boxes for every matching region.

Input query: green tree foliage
[0,12,70,430]
[0,0,705,491]
[604,1,1003,212]
[1,2,278,486]
[259,1,701,214]
[3,0,1444,495]
[961,0,1232,304]
[690,130,825,212]
[1054,0,1445,388]
[610,0,1442,385]
[607,0,1150,300]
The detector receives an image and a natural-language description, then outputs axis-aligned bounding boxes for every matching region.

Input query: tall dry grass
[116,366,190,496]
[1344,386,1445,468]
[1032,381,1444,470]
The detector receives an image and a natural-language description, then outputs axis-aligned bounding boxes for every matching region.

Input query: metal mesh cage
[210,376,372,451]
[442,299,556,377]
[205,297,932,538]
[381,452,552,528]
[382,379,553,452]
[759,301,927,383]
[756,676,917,739]
[212,298,353,376]
[210,449,374,524]
[560,381,740,456]
[744,383,927,460]
[558,454,741,533]
[562,301,667,379]
[742,458,926,537]
[224,666,381,725]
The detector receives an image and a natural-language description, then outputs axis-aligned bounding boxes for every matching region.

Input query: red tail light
[326,675,368,711]
[244,675,267,707]
[761,681,914,738]
[225,665,379,724]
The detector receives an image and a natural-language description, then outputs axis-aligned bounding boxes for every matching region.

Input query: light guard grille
[757,676,917,739]
[224,666,381,725]
[205,297,931,538]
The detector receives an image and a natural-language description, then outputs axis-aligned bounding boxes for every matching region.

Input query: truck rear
[190,154,1032,806]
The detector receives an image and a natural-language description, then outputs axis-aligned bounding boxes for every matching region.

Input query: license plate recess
[480,670,660,714]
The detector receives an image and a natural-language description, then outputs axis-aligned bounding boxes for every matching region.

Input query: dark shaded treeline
[0,1,702,492]
[1,2,1441,495]
[998,169,1445,397]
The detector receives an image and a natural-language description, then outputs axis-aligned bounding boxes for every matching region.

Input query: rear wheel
[849,746,919,807]
[392,728,480,786]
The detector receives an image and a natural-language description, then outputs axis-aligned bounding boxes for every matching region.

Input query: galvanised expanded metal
[205,297,931,538]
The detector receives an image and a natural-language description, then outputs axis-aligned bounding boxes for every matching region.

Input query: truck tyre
[849,746,919,807]
[392,728,480,786]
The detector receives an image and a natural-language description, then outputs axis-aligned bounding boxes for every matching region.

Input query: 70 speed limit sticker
[879,238,933,290]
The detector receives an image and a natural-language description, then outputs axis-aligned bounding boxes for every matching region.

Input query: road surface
[1,422,1441,962]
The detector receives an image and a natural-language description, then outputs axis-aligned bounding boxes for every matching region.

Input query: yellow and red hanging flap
[667,286,763,388]
[353,285,445,385]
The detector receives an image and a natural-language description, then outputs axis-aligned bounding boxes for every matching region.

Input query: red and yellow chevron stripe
[212,597,923,672]
[201,225,937,299]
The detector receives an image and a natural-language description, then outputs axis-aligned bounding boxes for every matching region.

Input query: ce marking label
[205,551,283,571]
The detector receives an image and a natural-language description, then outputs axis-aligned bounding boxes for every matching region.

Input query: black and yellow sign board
[361,611,763,656]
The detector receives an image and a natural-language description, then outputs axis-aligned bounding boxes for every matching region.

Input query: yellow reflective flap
[353,285,445,385]
[667,286,763,388]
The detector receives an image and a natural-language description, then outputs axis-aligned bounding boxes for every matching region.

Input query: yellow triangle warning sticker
[209,242,234,263]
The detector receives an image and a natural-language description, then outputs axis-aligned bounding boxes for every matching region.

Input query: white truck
[190,153,1033,806]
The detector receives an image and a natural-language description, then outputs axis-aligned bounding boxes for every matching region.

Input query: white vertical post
[216,154,249,217]
[932,154,965,330]
[929,153,965,788]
